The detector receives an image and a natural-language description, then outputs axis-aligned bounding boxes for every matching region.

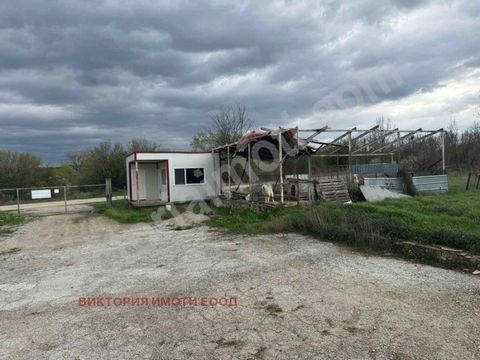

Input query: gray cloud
[0,0,479,163]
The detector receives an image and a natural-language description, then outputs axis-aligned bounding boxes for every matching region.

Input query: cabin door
[159,164,168,202]
[131,167,147,200]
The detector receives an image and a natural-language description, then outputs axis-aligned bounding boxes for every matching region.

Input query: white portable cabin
[126,151,221,205]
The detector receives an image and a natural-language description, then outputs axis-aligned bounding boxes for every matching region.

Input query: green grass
[0,212,22,227]
[447,170,470,192]
[0,212,23,237]
[161,210,174,220]
[94,200,154,224]
[94,200,213,225]
[209,191,480,255]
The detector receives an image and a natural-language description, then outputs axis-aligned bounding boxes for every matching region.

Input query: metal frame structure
[214,125,445,205]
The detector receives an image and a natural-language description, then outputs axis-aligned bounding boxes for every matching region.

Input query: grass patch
[161,210,174,220]
[350,191,480,252]
[94,200,154,224]
[95,200,216,224]
[209,191,480,255]
[447,170,471,192]
[0,212,22,227]
[0,212,23,237]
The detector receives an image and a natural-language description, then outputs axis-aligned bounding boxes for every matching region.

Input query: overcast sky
[0,0,479,163]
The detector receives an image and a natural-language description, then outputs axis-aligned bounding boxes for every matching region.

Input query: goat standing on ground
[262,184,274,202]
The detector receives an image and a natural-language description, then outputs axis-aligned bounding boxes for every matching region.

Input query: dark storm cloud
[0,0,479,163]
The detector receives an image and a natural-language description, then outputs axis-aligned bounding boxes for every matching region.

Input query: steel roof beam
[315,127,357,153]
[400,128,443,149]
[352,128,399,154]
[329,125,380,154]
[373,128,422,153]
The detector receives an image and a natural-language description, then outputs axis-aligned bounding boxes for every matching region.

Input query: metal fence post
[307,156,312,203]
[64,186,68,214]
[106,178,112,208]
[16,188,20,216]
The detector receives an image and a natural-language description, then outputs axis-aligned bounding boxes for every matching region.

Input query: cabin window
[174,169,185,185]
[174,168,205,185]
[186,168,204,184]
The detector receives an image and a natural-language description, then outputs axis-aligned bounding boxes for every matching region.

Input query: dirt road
[1,213,479,359]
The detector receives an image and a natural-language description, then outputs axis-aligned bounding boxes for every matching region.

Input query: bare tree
[191,104,253,150]
[445,118,460,168]
[66,150,87,172]
[355,116,395,149]
[460,121,480,168]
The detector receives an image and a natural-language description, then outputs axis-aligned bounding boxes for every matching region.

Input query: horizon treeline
[0,122,479,190]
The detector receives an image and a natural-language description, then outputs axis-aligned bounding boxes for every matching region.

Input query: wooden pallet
[316,177,351,203]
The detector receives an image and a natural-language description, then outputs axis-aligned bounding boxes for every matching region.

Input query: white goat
[261,184,274,202]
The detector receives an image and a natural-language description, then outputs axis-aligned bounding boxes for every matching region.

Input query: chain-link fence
[0,183,125,215]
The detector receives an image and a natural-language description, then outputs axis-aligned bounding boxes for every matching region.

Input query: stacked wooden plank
[316,177,351,203]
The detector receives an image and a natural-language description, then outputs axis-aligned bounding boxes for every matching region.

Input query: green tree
[80,142,127,188]
[191,132,216,151]
[0,150,43,188]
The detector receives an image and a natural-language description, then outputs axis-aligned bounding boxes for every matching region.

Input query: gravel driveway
[1,213,479,359]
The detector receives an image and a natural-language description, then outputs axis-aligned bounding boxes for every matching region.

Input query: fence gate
[0,181,123,216]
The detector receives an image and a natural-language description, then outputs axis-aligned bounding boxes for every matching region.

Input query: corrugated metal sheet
[412,175,448,193]
[352,163,399,177]
[363,177,404,193]
[364,175,449,194]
